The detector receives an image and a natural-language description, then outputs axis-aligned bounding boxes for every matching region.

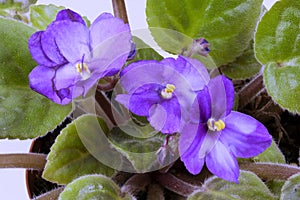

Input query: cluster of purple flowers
[28,9,272,183]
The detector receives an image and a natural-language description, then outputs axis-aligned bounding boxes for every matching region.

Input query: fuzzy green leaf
[43,115,115,185]
[254,140,286,164]
[30,4,64,30]
[255,0,300,113]
[59,174,134,200]
[146,0,263,66]
[188,171,276,200]
[0,17,71,139]
[280,172,300,200]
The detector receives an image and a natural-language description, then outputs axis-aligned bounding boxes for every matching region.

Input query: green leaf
[43,115,115,185]
[108,124,178,172]
[253,140,286,164]
[59,174,134,200]
[29,4,64,30]
[188,171,276,200]
[146,0,263,66]
[0,17,71,139]
[280,172,300,200]
[255,0,300,114]
[221,41,262,79]
[266,180,285,198]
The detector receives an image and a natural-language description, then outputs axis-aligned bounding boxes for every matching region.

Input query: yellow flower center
[161,84,176,99]
[207,118,225,131]
[76,62,91,80]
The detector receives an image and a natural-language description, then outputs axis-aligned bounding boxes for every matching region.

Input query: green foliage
[0,17,71,139]
[43,115,115,185]
[30,4,64,30]
[146,0,263,66]
[280,172,300,200]
[58,174,135,200]
[254,140,286,164]
[188,171,276,200]
[221,41,262,79]
[255,0,300,113]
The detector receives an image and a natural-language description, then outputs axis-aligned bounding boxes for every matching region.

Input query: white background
[0,0,277,199]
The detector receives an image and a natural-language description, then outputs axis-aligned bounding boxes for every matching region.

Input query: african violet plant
[1,0,300,199]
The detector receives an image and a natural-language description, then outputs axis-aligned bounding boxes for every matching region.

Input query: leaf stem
[112,0,129,24]
[33,187,64,200]
[0,153,46,170]
[240,162,300,180]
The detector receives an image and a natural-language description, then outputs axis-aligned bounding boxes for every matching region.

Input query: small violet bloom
[116,55,210,134]
[179,75,272,183]
[28,9,132,104]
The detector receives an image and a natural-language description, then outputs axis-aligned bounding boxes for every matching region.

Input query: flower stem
[0,153,46,170]
[240,162,300,180]
[237,73,265,109]
[112,0,129,24]
[33,187,64,200]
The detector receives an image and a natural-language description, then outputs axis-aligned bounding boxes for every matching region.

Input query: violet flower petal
[206,140,240,183]
[29,65,71,104]
[41,23,67,65]
[207,75,234,119]
[190,86,212,123]
[220,111,272,158]
[180,123,206,174]
[55,9,86,25]
[54,21,90,63]
[148,97,181,134]
[28,31,56,67]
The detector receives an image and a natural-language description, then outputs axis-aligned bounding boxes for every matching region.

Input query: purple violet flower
[179,75,272,183]
[116,55,210,134]
[28,9,132,104]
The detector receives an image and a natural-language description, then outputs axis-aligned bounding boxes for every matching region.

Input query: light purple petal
[161,56,209,91]
[89,13,131,75]
[29,65,71,105]
[41,23,67,65]
[119,60,165,93]
[208,75,234,119]
[116,83,162,116]
[28,31,56,67]
[148,97,181,134]
[206,140,239,183]
[55,9,86,25]
[54,21,90,63]
[220,111,272,158]
[180,123,206,174]
[190,87,212,123]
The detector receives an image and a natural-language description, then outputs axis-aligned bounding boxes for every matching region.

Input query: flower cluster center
[161,84,176,99]
[76,62,91,80]
[207,118,225,131]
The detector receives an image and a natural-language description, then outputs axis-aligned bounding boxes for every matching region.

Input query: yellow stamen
[207,118,225,131]
[161,84,176,99]
[76,62,91,80]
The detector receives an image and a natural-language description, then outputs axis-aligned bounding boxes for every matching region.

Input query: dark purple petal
[29,65,71,104]
[148,97,181,134]
[208,75,234,119]
[191,87,212,123]
[180,123,206,174]
[220,111,272,158]
[54,21,90,64]
[55,9,86,25]
[161,56,209,91]
[28,31,56,67]
[41,23,67,65]
[116,83,162,116]
[206,140,239,183]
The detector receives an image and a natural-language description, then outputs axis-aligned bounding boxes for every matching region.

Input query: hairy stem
[121,173,152,196]
[0,153,46,170]
[240,162,300,180]
[238,73,265,109]
[33,187,64,200]
[154,172,200,197]
[112,0,129,23]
